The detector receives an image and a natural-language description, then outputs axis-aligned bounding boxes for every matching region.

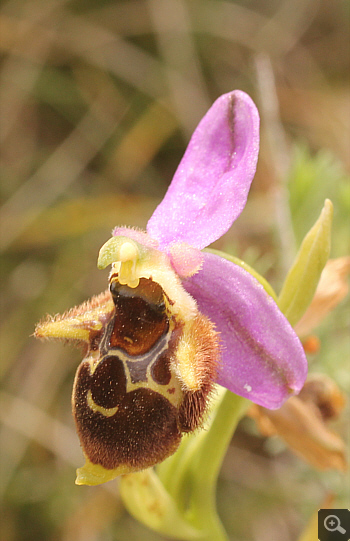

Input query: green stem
[187,391,249,540]
[126,390,250,541]
[193,391,249,492]
[158,387,228,505]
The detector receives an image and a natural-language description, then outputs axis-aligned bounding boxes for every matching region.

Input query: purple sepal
[147,90,260,250]
[183,252,308,409]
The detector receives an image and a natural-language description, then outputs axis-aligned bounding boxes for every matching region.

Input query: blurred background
[0,0,349,540]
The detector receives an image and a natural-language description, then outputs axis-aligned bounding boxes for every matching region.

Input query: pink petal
[147,90,259,250]
[169,242,204,278]
[183,252,308,409]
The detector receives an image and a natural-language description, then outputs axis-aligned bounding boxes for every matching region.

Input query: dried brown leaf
[249,374,347,471]
[295,257,350,337]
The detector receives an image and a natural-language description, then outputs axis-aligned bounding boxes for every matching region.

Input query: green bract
[120,469,201,540]
[120,389,249,541]
[278,199,333,326]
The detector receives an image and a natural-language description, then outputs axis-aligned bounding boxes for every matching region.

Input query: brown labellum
[72,276,219,476]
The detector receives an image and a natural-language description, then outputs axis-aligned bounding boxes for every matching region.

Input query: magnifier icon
[324,515,346,534]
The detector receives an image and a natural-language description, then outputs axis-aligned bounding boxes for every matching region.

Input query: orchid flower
[35,90,307,486]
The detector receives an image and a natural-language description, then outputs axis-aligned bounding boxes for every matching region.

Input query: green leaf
[278,199,333,326]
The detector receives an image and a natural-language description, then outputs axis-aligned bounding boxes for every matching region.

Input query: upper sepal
[147,90,260,250]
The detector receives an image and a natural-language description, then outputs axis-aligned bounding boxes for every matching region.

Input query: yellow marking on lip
[87,354,101,375]
[87,390,119,417]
